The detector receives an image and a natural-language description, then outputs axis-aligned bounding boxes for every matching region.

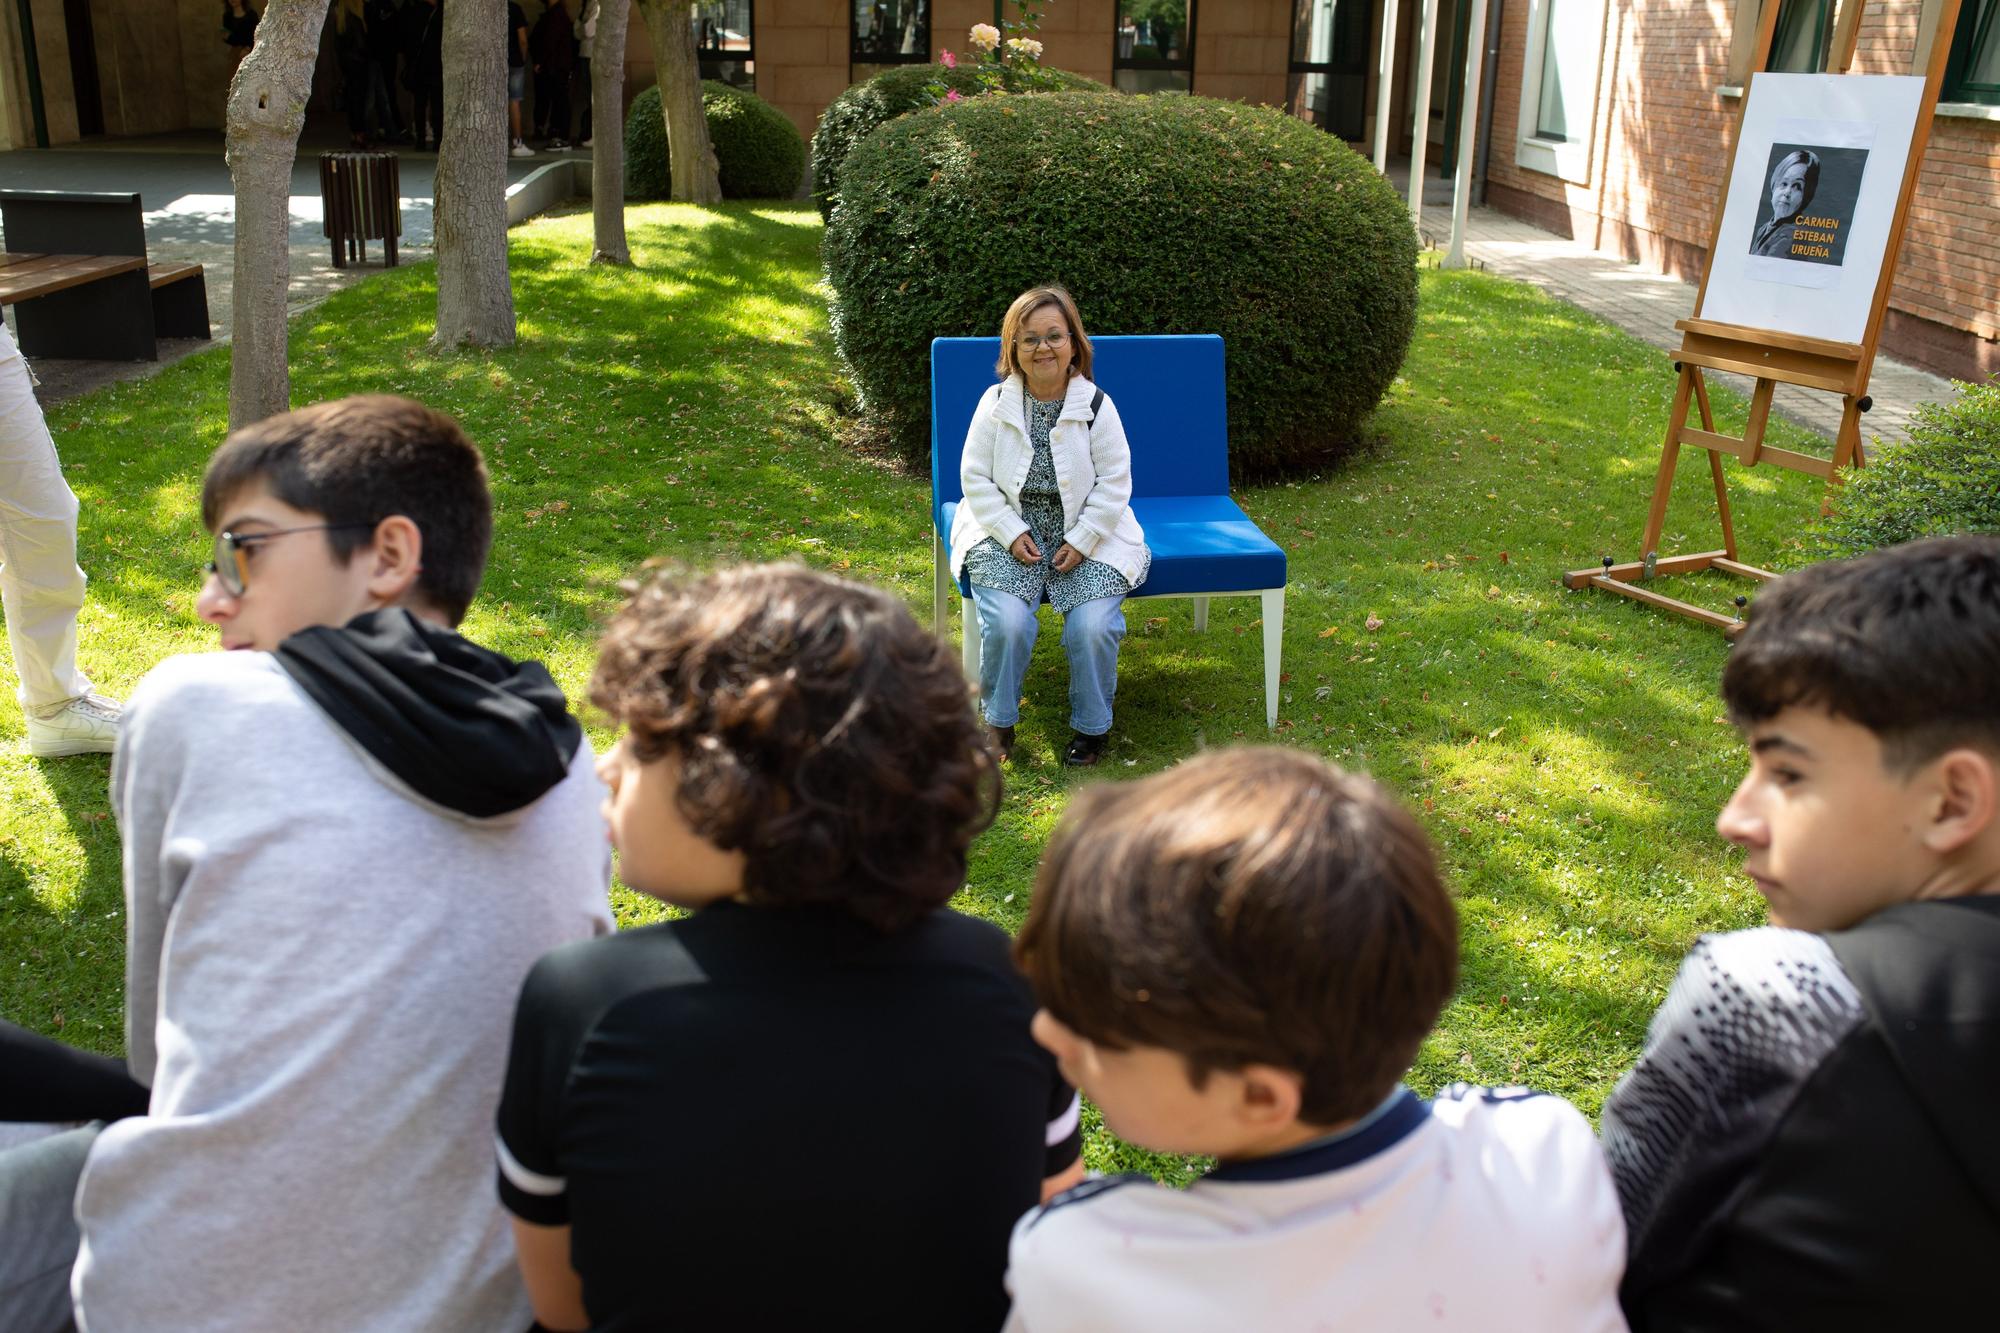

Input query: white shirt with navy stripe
[1003,1085,1629,1332]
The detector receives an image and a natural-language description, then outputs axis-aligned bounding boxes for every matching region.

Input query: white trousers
[0,323,91,710]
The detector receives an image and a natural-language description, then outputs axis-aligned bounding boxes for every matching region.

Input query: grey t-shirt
[74,651,613,1332]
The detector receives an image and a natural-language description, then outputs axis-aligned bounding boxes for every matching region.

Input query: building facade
[1486,0,1997,381]
[3,0,1994,379]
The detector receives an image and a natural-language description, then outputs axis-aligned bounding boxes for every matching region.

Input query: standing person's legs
[577,57,592,144]
[0,329,93,716]
[1061,595,1125,738]
[508,66,530,151]
[0,1125,100,1333]
[365,60,402,137]
[531,69,551,139]
[970,585,1038,729]
[548,72,572,145]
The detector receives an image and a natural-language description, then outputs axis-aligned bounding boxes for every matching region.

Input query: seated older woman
[948,286,1149,767]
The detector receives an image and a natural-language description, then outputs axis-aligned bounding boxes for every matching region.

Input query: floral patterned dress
[965,395,1142,614]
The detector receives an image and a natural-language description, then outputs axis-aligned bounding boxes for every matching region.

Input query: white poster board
[1699,73,1927,345]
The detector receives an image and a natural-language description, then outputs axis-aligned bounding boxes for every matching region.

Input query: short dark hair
[201,395,493,624]
[1723,535,2000,771]
[1015,748,1459,1125]
[589,563,1001,931]
[1772,148,1820,210]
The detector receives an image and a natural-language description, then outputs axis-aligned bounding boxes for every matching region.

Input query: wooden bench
[0,191,210,361]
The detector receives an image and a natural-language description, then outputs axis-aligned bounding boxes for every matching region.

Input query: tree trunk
[434,0,517,348]
[635,0,721,204]
[223,0,332,430]
[591,0,633,264]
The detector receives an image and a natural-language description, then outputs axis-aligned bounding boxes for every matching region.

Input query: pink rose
[945,89,963,103]
[941,49,957,69]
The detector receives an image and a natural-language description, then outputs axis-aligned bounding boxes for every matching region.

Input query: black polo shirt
[497,900,1082,1332]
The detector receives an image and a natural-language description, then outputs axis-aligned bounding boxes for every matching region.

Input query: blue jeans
[971,586,1125,736]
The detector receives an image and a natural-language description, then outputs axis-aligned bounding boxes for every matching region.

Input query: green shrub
[624,81,806,201]
[822,92,1421,475]
[1811,378,2000,558]
[810,63,1102,221]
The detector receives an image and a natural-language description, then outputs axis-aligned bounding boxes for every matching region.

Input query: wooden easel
[1564,0,1963,634]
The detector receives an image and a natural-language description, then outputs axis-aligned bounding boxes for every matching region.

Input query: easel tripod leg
[1640,366,1696,559]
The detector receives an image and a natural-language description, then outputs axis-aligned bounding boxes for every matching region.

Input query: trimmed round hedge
[1811,378,2000,559]
[810,63,1102,221]
[823,92,1420,475]
[625,81,805,201]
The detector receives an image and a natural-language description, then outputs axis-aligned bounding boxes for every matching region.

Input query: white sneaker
[511,140,535,158]
[580,137,593,149]
[26,692,121,758]
[549,138,568,150]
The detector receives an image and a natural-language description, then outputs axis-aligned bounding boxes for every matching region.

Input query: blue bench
[930,334,1288,729]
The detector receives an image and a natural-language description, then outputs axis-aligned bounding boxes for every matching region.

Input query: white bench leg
[1261,588,1284,729]
[962,595,981,685]
[933,534,950,637]
[1192,596,1209,633]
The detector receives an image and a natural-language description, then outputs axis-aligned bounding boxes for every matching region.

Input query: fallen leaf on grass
[1318,626,1341,638]
[1364,614,1384,632]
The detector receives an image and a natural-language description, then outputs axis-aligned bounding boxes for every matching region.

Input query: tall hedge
[1811,378,2000,558]
[625,81,806,201]
[810,63,1102,221]
[822,92,1420,475]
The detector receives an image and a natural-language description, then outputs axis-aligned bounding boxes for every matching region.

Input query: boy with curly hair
[1004,747,1628,1331]
[496,563,1083,1332]
[1602,536,2000,1329]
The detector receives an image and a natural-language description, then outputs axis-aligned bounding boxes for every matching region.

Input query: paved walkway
[0,136,1965,440]
[0,131,581,401]
[1440,205,1958,447]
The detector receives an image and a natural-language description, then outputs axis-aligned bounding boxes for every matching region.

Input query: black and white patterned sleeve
[1600,927,1864,1288]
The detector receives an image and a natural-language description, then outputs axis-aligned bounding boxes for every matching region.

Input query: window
[1288,0,1369,139]
[851,0,929,82]
[1515,0,1605,183]
[695,1,755,92]
[1944,0,2000,104]
[1765,0,1833,72]
[1114,1,1194,94]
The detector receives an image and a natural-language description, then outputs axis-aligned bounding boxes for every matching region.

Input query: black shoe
[1063,731,1108,767]
[988,724,1015,762]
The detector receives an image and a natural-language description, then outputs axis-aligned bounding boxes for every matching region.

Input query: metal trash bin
[319,152,402,269]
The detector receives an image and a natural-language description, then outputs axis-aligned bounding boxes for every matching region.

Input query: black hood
[274,608,584,818]
[1828,895,2000,1215]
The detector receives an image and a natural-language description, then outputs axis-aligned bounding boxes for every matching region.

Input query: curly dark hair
[590,563,1002,931]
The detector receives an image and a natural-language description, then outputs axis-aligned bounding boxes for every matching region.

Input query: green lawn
[1,201,1840,1179]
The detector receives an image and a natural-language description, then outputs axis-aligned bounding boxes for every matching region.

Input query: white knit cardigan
[948,373,1149,590]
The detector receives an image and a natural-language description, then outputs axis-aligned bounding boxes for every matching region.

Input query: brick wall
[1488,0,1999,380]
[1194,0,1292,108]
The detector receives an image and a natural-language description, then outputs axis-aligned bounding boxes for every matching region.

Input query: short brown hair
[1016,748,1459,1125]
[590,563,1001,931]
[201,395,493,624]
[995,285,1095,383]
[1723,535,2000,771]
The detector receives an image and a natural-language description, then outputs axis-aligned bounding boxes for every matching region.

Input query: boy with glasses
[62,395,613,1331]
